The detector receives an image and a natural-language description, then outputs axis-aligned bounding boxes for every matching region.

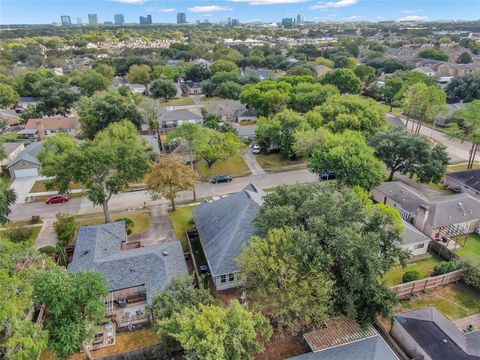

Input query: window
[228,273,235,282]
[220,275,226,284]
[413,243,425,250]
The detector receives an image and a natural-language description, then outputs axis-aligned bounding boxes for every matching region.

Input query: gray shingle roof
[289,336,399,360]
[446,169,480,193]
[402,220,431,246]
[7,141,43,168]
[68,222,187,304]
[193,184,265,276]
[2,142,23,156]
[162,109,202,122]
[395,307,480,359]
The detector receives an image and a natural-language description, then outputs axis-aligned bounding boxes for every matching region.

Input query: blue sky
[1,0,478,25]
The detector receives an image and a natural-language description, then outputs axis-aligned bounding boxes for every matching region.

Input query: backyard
[196,154,251,178]
[163,97,195,105]
[396,283,480,320]
[454,233,480,267]
[383,254,443,286]
[256,153,306,172]
[169,205,196,250]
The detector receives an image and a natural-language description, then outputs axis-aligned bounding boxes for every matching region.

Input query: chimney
[415,204,430,233]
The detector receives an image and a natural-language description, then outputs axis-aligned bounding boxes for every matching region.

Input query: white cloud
[310,0,357,10]
[398,15,428,21]
[109,0,147,4]
[230,0,307,4]
[188,5,232,12]
[402,9,422,14]
[158,8,176,13]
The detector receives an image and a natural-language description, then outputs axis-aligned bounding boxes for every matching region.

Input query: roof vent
[163,251,169,256]
[442,339,448,344]
[401,189,405,193]
[129,268,135,273]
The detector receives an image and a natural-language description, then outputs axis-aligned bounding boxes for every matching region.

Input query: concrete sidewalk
[33,218,57,249]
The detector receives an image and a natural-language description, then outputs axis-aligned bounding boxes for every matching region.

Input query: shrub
[54,213,77,247]
[38,246,58,254]
[116,217,134,235]
[465,266,480,289]
[29,215,42,224]
[433,261,462,276]
[403,271,421,283]
[8,226,34,243]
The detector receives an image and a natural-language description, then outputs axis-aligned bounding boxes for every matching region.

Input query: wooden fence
[428,240,461,261]
[389,269,466,297]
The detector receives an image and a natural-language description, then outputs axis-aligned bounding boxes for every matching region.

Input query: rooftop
[24,116,80,131]
[7,141,43,168]
[446,169,480,193]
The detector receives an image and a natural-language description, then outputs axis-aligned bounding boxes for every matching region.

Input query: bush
[8,226,34,243]
[465,266,480,289]
[54,213,77,247]
[29,215,42,224]
[403,271,421,283]
[116,217,134,235]
[433,261,462,276]
[38,246,58,254]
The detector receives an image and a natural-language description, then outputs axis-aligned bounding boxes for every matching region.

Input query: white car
[252,144,261,154]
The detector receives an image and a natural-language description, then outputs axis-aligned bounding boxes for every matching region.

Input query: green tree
[151,65,185,82]
[144,155,199,211]
[35,78,78,116]
[0,180,16,225]
[309,130,386,190]
[76,69,110,96]
[418,48,449,61]
[217,81,243,100]
[184,64,211,82]
[170,301,271,360]
[253,183,408,325]
[33,268,108,358]
[293,127,330,158]
[210,60,240,76]
[315,56,334,68]
[315,95,387,137]
[77,90,143,139]
[149,79,177,101]
[167,123,204,169]
[238,227,333,332]
[354,65,377,90]
[126,64,151,85]
[39,121,150,222]
[381,77,404,112]
[254,116,282,152]
[194,128,244,168]
[290,83,339,113]
[447,73,480,102]
[93,63,115,79]
[275,110,311,159]
[320,68,362,94]
[0,83,19,109]
[370,128,449,181]
[457,52,473,64]
[240,86,290,116]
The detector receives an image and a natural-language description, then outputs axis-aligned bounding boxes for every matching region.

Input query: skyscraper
[76,17,82,25]
[88,14,98,26]
[177,12,187,24]
[139,15,152,25]
[296,14,304,25]
[114,14,125,25]
[281,17,296,28]
[231,18,240,27]
[60,16,72,26]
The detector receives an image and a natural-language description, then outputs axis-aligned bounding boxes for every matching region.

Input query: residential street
[9,169,319,221]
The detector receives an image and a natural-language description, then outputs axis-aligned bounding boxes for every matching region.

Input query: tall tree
[238,227,333,333]
[39,121,150,222]
[290,83,339,113]
[149,79,177,101]
[167,123,204,169]
[0,83,19,109]
[309,130,386,190]
[75,69,110,96]
[320,68,362,94]
[370,128,449,181]
[194,128,244,168]
[381,77,403,112]
[126,64,151,85]
[145,155,199,211]
[33,268,108,358]
[35,78,78,116]
[447,73,480,102]
[0,180,16,225]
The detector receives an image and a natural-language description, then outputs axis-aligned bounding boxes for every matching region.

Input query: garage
[14,168,39,178]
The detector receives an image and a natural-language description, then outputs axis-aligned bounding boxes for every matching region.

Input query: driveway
[10,176,38,204]
[242,149,267,175]
[131,204,176,246]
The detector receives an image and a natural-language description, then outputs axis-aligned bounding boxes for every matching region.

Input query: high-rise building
[296,14,304,25]
[114,14,125,26]
[177,12,187,24]
[228,18,240,27]
[139,15,152,25]
[281,17,296,28]
[76,17,82,25]
[88,14,98,26]
[60,15,72,26]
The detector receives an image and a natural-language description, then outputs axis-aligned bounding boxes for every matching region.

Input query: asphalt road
[10,169,319,221]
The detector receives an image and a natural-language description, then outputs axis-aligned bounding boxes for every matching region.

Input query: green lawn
[163,97,195,105]
[448,164,480,172]
[454,234,480,267]
[30,179,82,193]
[76,212,151,235]
[256,153,306,170]
[196,154,251,178]
[428,182,454,195]
[397,283,480,320]
[170,205,196,249]
[199,96,222,103]
[0,225,42,244]
[383,254,443,286]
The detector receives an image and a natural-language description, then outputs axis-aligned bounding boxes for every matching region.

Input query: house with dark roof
[68,222,188,328]
[1,142,25,168]
[180,81,203,95]
[444,169,480,198]
[289,318,400,360]
[161,109,203,128]
[7,141,43,179]
[392,307,480,360]
[192,184,265,290]
[402,220,431,256]
[372,181,480,245]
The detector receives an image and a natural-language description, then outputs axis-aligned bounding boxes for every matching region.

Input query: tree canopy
[320,68,362,94]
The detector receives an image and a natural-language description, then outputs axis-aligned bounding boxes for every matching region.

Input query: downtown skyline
[1,0,479,25]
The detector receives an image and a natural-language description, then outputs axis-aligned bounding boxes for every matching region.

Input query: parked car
[45,194,70,204]
[211,174,232,184]
[252,144,261,154]
[320,171,336,180]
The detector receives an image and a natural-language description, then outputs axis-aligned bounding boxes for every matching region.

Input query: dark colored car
[319,171,336,180]
[45,194,70,204]
[211,174,232,184]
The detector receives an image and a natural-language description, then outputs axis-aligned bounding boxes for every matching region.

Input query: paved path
[33,218,57,249]
[10,169,319,221]
[242,149,267,175]
[131,204,176,246]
